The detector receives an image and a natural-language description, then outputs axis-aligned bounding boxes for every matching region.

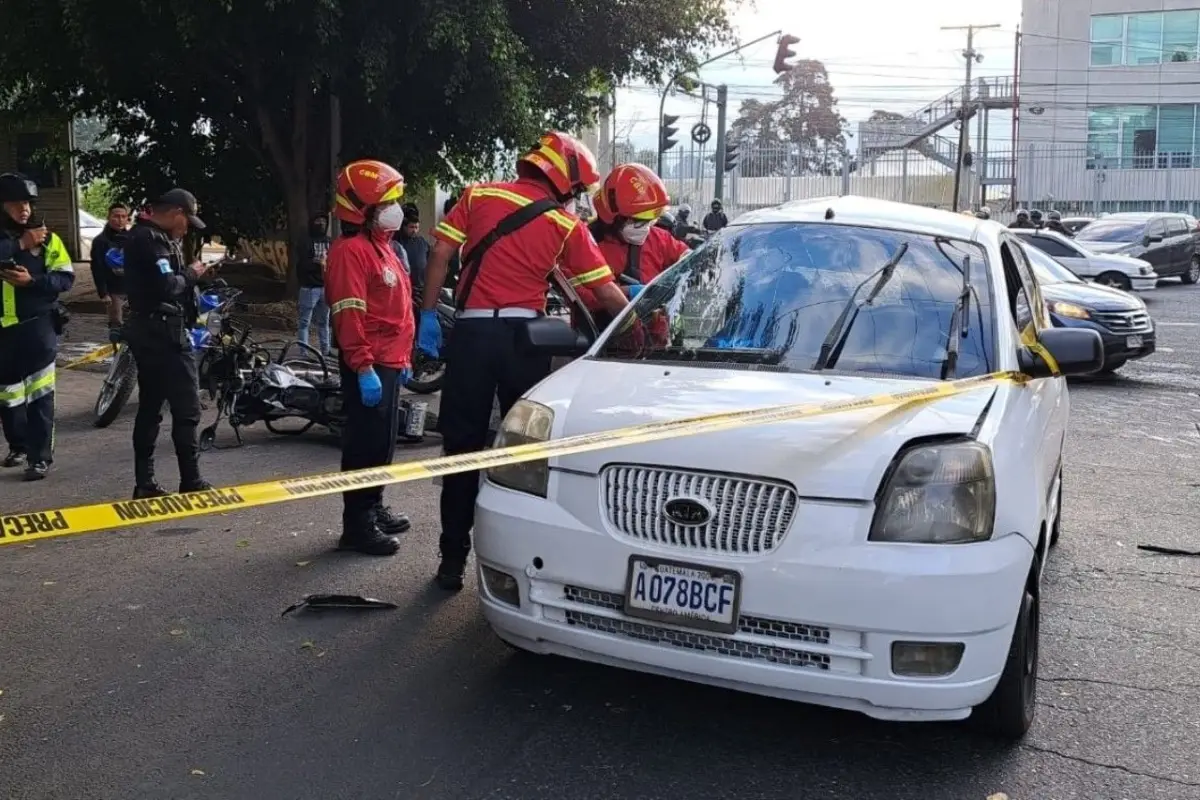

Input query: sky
[615,0,1024,152]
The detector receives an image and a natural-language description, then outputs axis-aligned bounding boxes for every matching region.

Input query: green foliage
[730,59,849,177]
[0,0,736,284]
[79,178,121,219]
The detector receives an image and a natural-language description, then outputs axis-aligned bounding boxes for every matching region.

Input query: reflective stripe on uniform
[0,380,24,407]
[1,282,15,327]
[330,297,367,315]
[568,266,614,287]
[24,363,55,402]
[45,233,73,271]
[434,221,466,244]
[469,187,576,233]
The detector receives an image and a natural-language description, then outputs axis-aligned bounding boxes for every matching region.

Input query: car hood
[534,360,998,501]
[1078,240,1137,254]
[1089,252,1154,272]
[1042,280,1143,311]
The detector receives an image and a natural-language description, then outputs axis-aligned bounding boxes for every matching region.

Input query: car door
[1029,233,1093,278]
[1000,236,1062,530]
[1143,217,1174,275]
[1169,215,1196,271]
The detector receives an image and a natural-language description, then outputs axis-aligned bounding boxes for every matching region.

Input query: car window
[1148,218,1167,238]
[1167,217,1189,237]
[595,222,997,380]
[1026,234,1078,258]
[1077,219,1147,242]
[1004,240,1048,332]
[1021,244,1085,285]
[79,210,105,228]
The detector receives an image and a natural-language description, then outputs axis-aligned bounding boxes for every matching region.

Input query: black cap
[0,173,38,203]
[157,188,205,230]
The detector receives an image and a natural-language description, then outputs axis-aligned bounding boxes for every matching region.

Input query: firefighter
[325,159,415,556]
[419,131,629,591]
[0,173,74,481]
[579,163,689,329]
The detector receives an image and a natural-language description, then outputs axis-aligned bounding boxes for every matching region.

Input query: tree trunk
[283,182,309,299]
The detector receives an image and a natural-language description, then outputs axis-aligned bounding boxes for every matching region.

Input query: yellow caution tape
[61,344,115,370]
[0,370,1026,547]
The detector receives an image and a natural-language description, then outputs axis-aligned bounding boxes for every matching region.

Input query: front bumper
[474,478,1035,723]
[1131,276,1159,292]
[1100,328,1156,363]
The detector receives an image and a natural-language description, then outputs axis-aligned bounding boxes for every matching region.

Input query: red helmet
[334,159,405,225]
[517,132,601,197]
[594,163,670,224]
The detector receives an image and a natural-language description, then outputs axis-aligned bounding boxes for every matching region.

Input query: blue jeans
[297,286,331,355]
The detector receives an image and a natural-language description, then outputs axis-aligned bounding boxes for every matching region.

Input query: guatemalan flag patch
[156,258,172,274]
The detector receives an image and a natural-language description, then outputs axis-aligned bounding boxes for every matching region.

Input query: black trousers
[125,317,203,486]
[340,359,401,522]
[438,318,551,561]
[0,314,58,463]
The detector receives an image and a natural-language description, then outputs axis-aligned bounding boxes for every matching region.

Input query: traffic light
[723,141,740,172]
[660,114,680,152]
[773,34,800,73]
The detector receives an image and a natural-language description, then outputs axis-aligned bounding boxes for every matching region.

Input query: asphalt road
[4,293,1200,800]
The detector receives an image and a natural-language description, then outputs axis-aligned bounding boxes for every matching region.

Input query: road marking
[1158,322,1199,327]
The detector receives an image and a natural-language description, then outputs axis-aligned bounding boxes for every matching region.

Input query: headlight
[1139,265,1153,275]
[486,399,555,497]
[205,312,223,336]
[1048,300,1090,320]
[869,441,995,544]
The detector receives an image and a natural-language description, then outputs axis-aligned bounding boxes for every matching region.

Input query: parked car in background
[1061,216,1095,235]
[1019,242,1155,373]
[79,209,106,259]
[1011,229,1157,292]
[1074,213,1199,284]
[475,196,1108,742]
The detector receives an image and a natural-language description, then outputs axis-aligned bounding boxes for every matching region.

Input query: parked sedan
[1020,243,1155,373]
[1011,228,1157,292]
[1061,216,1095,235]
[1075,212,1200,284]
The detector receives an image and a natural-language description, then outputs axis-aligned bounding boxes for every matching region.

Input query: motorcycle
[195,316,434,450]
[93,279,242,428]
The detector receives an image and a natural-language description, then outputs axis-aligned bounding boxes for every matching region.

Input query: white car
[1010,229,1157,292]
[473,196,1104,741]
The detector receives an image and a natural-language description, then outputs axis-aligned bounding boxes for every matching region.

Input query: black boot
[179,478,214,493]
[133,483,170,499]
[2,448,25,468]
[134,455,169,498]
[435,556,467,592]
[373,504,411,535]
[338,515,400,557]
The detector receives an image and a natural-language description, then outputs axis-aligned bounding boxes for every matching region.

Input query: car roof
[731,195,998,242]
[1095,212,1163,220]
[1011,228,1072,242]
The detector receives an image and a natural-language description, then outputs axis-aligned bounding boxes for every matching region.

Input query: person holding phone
[122,188,212,498]
[0,173,75,480]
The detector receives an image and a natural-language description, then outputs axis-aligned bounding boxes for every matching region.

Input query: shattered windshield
[594,222,997,380]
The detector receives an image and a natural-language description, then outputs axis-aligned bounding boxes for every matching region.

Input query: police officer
[324,160,415,556]
[1009,209,1036,229]
[0,173,74,480]
[1030,209,1045,229]
[420,132,630,591]
[1045,209,1072,237]
[123,188,212,498]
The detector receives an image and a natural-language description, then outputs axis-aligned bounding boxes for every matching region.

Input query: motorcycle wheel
[93,345,137,428]
[407,351,445,395]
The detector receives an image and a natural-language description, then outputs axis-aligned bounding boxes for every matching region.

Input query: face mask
[562,198,578,215]
[620,222,651,246]
[375,204,406,231]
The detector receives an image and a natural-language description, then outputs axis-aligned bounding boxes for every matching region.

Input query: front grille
[1091,309,1152,334]
[564,610,831,671]
[563,585,831,646]
[601,465,798,555]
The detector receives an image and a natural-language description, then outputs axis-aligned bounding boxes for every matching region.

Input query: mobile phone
[0,259,16,272]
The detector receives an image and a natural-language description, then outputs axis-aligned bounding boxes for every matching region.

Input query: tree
[71,116,115,153]
[729,59,848,177]
[1,0,734,289]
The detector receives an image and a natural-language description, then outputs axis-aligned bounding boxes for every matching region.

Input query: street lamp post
[657,30,783,175]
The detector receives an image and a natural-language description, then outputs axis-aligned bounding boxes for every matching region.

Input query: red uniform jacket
[577,226,689,311]
[324,229,414,372]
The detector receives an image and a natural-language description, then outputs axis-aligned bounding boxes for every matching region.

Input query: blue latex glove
[358,367,383,407]
[399,367,412,386]
[627,283,644,298]
[417,309,441,358]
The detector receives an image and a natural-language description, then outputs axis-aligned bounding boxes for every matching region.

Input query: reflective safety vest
[1,232,74,328]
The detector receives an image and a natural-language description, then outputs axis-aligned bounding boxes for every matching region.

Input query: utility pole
[714,84,728,203]
[943,23,999,212]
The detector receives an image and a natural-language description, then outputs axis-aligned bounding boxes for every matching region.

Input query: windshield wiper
[654,346,784,365]
[940,250,973,379]
[812,242,910,371]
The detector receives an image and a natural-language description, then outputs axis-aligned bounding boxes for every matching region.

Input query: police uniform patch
[382,267,397,288]
[156,258,173,274]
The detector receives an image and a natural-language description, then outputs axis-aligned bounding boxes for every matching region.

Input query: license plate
[1127,335,1143,349]
[623,556,741,634]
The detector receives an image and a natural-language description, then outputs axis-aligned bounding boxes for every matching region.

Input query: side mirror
[520,317,591,357]
[1144,233,1164,245]
[1018,327,1104,378]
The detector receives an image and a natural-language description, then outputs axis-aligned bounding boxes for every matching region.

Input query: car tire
[1099,356,1127,374]
[972,585,1039,741]
[1182,257,1200,285]
[1096,271,1132,291]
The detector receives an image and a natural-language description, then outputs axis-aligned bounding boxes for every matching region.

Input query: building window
[1085,104,1200,169]
[1091,10,1200,66]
